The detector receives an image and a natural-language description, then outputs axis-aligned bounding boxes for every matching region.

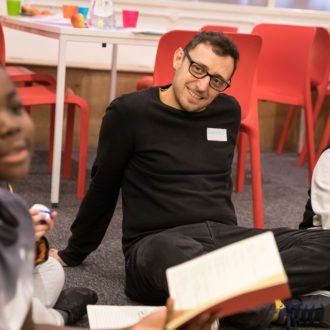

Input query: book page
[166,232,287,310]
[87,305,165,330]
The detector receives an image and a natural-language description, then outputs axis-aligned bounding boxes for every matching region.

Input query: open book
[87,305,165,329]
[165,231,291,330]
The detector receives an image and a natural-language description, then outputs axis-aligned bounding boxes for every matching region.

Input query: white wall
[2,0,330,71]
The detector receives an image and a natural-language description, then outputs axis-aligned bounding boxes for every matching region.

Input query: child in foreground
[0,66,98,330]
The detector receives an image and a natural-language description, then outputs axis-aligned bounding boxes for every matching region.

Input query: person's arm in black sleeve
[59,99,135,266]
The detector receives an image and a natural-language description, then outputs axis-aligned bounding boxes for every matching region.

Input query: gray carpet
[13,147,315,329]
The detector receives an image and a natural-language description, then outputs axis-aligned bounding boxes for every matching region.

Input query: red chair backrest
[200,25,238,33]
[224,33,262,124]
[252,23,317,95]
[153,30,198,86]
[153,30,261,125]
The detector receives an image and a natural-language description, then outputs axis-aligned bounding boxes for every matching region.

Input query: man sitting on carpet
[52,32,330,329]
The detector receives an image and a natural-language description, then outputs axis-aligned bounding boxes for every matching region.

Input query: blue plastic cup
[78,6,89,20]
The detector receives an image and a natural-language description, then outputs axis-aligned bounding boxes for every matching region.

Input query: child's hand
[165,298,221,330]
[29,207,57,241]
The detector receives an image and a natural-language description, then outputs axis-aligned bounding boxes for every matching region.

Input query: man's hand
[29,207,57,241]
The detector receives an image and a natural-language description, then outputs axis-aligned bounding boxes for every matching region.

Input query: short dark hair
[184,31,239,77]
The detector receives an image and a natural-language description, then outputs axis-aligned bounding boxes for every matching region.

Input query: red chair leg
[305,100,316,180]
[297,87,327,166]
[76,103,89,199]
[235,132,248,193]
[276,105,295,155]
[62,104,75,179]
[48,105,55,172]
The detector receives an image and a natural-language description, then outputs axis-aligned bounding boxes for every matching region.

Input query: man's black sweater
[65,86,241,262]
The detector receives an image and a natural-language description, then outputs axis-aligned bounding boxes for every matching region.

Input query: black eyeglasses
[184,49,231,92]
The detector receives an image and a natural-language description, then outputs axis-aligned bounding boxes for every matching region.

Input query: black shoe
[279,291,330,329]
[54,287,98,325]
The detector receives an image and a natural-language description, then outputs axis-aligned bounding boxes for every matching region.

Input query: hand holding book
[88,233,290,330]
[165,232,291,330]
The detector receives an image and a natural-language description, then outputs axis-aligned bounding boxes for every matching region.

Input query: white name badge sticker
[207,128,227,142]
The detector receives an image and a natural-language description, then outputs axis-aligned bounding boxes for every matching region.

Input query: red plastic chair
[278,28,330,166]
[200,25,238,33]
[224,33,263,228]
[16,85,89,199]
[236,25,327,195]
[238,24,319,186]
[137,30,264,227]
[1,23,89,198]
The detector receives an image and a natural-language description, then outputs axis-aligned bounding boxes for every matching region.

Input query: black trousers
[125,222,330,329]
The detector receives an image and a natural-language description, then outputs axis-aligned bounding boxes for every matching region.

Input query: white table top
[0,14,162,45]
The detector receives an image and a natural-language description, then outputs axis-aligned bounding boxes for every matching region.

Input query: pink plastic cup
[122,10,139,28]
